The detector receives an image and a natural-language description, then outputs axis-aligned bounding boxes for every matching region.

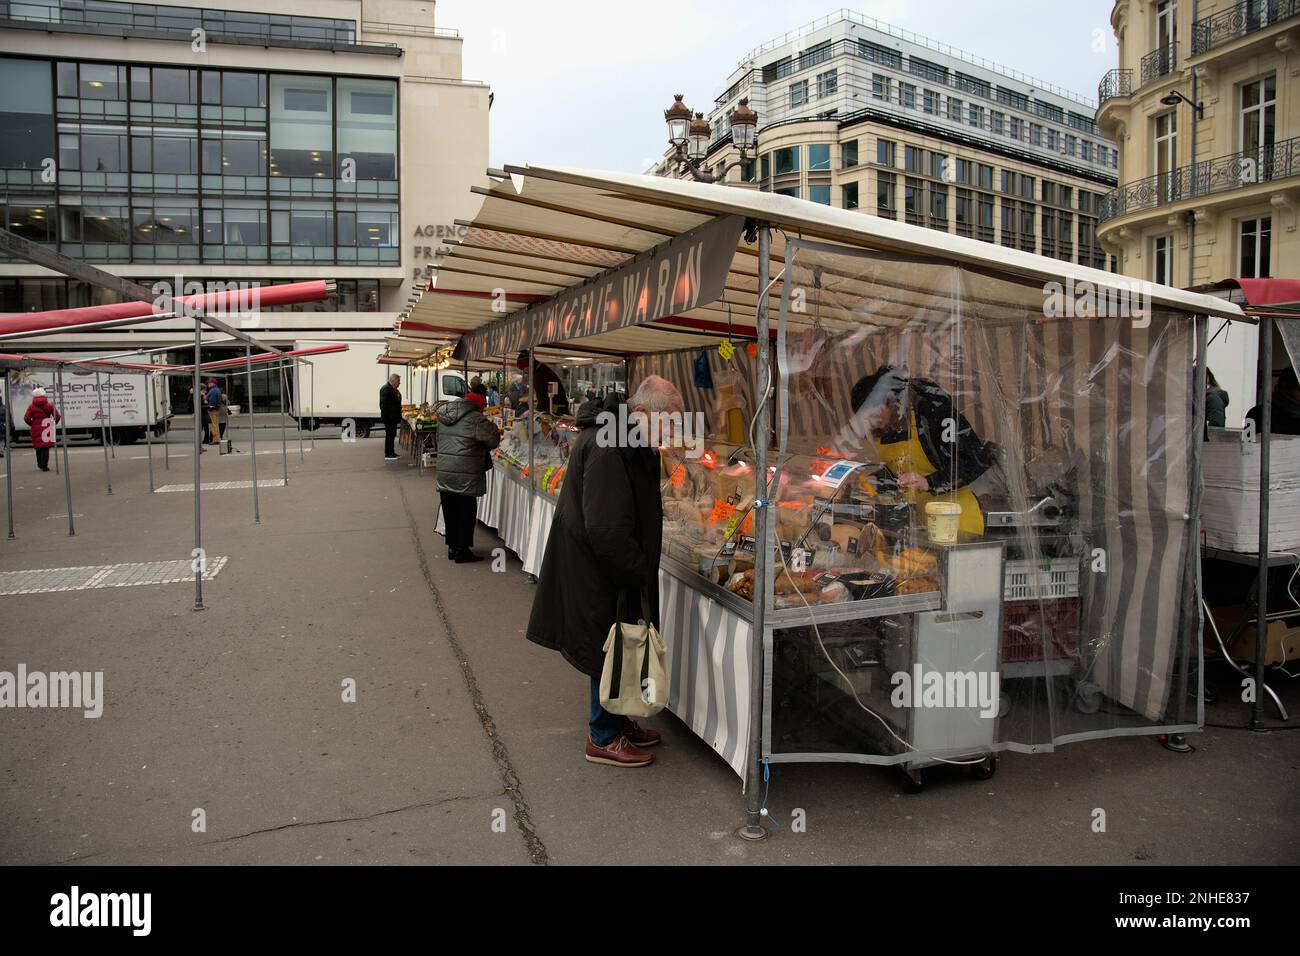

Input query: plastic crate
[1000,597,1080,664]
[1003,557,1080,601]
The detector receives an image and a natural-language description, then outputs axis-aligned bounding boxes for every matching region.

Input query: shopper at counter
[379,374,402,461]
[1246,366,1300,437]
[434,376,500,563]
[850,364,995,537]
[1206,369,1229,429]
[526,375,683,768]
[514,349,568,414]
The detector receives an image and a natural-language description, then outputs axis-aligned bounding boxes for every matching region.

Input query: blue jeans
[589,677,629,746]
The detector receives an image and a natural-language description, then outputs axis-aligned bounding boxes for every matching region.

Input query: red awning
[1208,278,1300,307]
[0,280,331,336]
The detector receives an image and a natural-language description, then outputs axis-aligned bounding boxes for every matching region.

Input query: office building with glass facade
[654,10,1118,271]
[0,0,490,409]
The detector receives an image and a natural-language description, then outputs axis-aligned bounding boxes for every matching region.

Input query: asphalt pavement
[1,432,1297,865]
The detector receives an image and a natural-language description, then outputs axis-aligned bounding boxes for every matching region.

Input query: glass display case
[493,411,577,499]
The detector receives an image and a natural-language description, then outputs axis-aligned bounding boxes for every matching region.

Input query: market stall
[403,165,1245,830]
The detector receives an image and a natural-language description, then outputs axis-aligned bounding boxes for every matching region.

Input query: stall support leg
[295,359,304,463]
[739,221,771,843]
[95,372,112,495]
[106,373,115,459]
[247,344,260,524]
[56,367,74,537]
[4,369,14,539]
[310,362,315,452]
[144,370,155,494]
[278,361,289,486]
[1251,315,1273,729]
[192,318,205,611]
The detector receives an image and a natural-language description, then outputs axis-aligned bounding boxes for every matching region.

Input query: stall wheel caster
[968,756,997,780]
[899,767,924,794]
[1160,733,1194,754]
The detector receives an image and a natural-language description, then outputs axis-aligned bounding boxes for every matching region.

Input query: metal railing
[1098,69,1133,105]
[1192,0,1300,54]
[1140,43,1178,86]
[0,1,398,50]
[1098,135,1300,221]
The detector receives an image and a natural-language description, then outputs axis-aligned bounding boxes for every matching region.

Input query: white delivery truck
[290,340,464,438]
[6,364,171,445]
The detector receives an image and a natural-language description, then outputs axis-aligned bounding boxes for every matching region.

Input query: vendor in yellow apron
[876,411,985,537]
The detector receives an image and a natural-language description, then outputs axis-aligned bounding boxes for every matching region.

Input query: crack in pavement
[398,481,550,865]
[39,790,500,865]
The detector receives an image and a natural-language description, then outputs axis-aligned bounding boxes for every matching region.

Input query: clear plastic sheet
[765,240,1202,764]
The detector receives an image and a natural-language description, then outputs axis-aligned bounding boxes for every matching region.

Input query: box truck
[5,364,171,445]
[290,340,464,437]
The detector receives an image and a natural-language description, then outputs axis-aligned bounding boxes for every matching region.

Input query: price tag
[717,340,735,360]
[791,547,808,572]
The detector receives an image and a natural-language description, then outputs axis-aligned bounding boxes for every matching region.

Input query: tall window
[790,80,809,108]
[1154,110,1178,200]
[0,58,55,170]
[338,78,397,180]
[899,83,916,109]
[872,74,890,101]
[807,144,831,171]
[270,75,333,178]
[817,70,837,98]
[1151,234,1173,285]
[877,172,896,218]
[774,147,799,175]
[1156,0,1178,52]
[1239,217,1271,278]
[876,138,894,167]
[1239,75,1276,170]
[842,139,858,168]
[842,181,859,210]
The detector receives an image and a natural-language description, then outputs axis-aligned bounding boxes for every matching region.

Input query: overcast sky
[436,0,1118,173]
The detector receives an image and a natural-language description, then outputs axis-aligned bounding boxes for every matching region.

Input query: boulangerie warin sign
[452,215,744,361]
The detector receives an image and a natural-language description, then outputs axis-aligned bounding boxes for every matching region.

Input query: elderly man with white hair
[526,375,685,768]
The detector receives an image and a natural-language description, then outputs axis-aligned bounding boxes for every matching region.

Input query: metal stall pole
[106,373,115,458]
[94,372,112,495]
[309,361,315,451]
[164,370,170,470]
[247,343,260,524]
[55,366,75,536]
[143,367,155,493]
[277,360,289,486]
[295,358,304,463]
[739,223,771,842]
[4,369,14,538]
[1251,314,1273,729]
[1166,314,1210,752]
[192,318,205,611]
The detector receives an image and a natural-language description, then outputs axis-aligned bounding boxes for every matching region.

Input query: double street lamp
[663,94,758,184]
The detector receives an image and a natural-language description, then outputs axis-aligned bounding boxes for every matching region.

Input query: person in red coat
[23,387,61,472]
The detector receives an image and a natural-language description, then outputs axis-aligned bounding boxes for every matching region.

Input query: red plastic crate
[1000,597,1080,663]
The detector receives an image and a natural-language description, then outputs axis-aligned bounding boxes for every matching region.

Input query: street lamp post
[663,94,758,184]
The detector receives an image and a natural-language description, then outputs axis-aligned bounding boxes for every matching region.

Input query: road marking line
[154,479,287,492]
[0,556,228,596]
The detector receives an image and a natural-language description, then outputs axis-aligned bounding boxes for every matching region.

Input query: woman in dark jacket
[526,376,681,768]
[1205,368,1229,430]
[23,388,61,472]
[435,377,500,563]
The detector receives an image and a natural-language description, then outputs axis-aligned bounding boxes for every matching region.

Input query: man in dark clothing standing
[526,375,682,768]
[1247,366,1300,437]
[379,373,402,460]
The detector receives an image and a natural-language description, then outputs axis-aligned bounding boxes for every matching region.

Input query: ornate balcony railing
[1098,69,1133,105]
[1098,135,1300,221]
[1140,43,1179,85]
[1192,0,1300,54]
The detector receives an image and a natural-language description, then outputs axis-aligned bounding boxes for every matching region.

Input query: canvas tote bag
[599,590,669,717]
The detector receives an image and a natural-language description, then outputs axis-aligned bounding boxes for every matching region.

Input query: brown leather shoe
[585,733,653,768]
[623,721,662,747]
